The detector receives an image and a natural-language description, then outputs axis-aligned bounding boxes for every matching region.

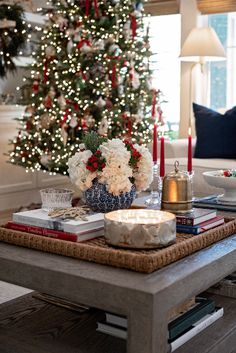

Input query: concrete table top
[0,235,236,353]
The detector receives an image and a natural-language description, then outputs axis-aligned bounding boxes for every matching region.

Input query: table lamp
[179,26,226,173]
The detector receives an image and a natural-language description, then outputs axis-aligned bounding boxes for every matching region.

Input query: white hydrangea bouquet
[67,133,153,212]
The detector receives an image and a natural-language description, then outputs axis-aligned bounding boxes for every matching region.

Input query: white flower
[100,158,133,195]
[99,138,130,164]
[133,144,153,191]
[68,150,97,190]
[67,138,153,196]
[79,143,85,150]
[98,139,133,195]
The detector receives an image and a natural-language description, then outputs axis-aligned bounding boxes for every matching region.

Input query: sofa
[164,138,236,197]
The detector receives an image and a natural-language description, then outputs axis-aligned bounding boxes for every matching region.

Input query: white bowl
[203,170,236,202]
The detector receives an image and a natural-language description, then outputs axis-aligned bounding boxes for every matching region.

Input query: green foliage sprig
[83,131,107,154]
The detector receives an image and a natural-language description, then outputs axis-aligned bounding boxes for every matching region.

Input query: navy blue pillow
[193,103,236,159]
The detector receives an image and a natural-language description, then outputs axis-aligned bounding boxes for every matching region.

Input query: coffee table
[0,235,236,353]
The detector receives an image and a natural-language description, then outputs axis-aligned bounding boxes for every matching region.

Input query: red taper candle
[187,127,192,173]
[160,134,165,177]
[152,122,158,163]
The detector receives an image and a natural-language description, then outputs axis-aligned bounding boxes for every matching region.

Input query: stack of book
[176,208,224,234]
[97,297,223,351]
[194,195,236,212]
[6,208,104,243]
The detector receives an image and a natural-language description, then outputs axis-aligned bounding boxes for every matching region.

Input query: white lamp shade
[180,27,226,62]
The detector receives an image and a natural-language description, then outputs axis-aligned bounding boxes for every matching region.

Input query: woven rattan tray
[0,218,236,273]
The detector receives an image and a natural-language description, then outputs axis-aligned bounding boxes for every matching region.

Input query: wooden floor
[0,292,236,353]
[0,293,126,353]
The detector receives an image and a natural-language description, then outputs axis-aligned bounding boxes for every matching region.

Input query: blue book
[177,216,224,234]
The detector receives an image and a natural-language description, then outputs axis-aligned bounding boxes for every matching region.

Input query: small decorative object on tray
[67,132,153,212]
[219,169,236,177]
[48,206,90,221]
[203,170,236,202]
[161,161,193,214]
[104,209,176,249]
[40,188,73,211]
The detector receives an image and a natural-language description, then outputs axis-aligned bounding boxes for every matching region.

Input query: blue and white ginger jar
[85,179,136,213]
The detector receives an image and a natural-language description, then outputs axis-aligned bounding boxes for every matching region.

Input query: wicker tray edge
[0,218,236,273]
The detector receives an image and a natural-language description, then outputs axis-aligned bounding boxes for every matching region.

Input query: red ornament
[32,80,39,93]
[85,0,99,17]
[223,170,231,177]
[111,63,117,88]
[122,113,132,138]
[77,39,91,49]
[44,95,53,109]
[130,14,137,38]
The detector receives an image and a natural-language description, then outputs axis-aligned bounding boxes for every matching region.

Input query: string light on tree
[9,0,162,175]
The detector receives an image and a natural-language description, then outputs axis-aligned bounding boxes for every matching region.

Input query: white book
[73,228,104,242]
[12,208,104,234]
[170,307,224,351]
[97,322,127,340]
[106,313,127,328]
[97,307,224,349]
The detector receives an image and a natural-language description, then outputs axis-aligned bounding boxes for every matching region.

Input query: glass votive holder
[40,188,74,211]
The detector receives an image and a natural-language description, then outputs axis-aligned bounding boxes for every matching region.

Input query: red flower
[86,152,106,172]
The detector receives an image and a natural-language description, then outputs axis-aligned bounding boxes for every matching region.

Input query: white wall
[0,106,71,212]
[179,0,200,138]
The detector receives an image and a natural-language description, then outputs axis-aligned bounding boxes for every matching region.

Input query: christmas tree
[9,0,161,175]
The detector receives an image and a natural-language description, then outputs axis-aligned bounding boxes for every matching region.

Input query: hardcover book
[168,298,215,340]
[6,221,104,242]
[177,216,224,235]
[96,307,224,352]
[12,208,104,234]
[102,298,216,341]
[176,208,217,226]
[170,307,223,351]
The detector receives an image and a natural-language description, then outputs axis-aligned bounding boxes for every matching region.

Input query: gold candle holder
[161,161,193,214]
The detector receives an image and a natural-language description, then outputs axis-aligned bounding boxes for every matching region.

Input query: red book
[177,216,224,235]
[6,221,104,243]
[176,208,217,226]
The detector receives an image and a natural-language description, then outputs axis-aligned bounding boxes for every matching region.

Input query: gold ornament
[40,113,51,129]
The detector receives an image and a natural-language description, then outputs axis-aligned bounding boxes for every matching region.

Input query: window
[145,14,181,133]
[208,12,236,111]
